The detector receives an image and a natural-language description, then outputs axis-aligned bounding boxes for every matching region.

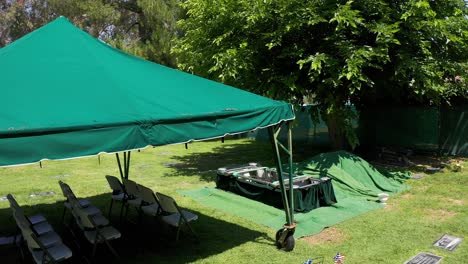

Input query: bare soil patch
[383,204,394,211]
[445,198,465,206]
[424,209,458,222]
[177,182,192,187]
[301,227,347,245]
[413,185,430,192]
[401,193,414,199]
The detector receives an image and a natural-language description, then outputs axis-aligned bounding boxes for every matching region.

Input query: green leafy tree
[0,0,42,47]
[107,0,180,67]
[0,0,181,66]
[174,0,468,149]
[0,0,118,46]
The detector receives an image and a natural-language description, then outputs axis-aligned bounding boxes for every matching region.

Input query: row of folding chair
[58,181,121,260]
[7,194,72,264]
[105,175,198,242]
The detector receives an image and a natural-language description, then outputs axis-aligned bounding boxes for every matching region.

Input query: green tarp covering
[181,151,409,237]
[0,17,294,167]
[294,151,411,201]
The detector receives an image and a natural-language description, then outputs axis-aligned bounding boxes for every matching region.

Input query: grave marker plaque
[404,252,442,264]
[29,191,56,197]
[50,174,70,179]
[433,234,463,251]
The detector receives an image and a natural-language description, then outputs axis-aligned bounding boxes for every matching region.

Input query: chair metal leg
[185,223,199,241]
[41,251,48,264]
[175,226,181,242]
[108,199,114,218]
[14,229,25,263]
[124,204,129,221]
[61,206,67,223]
[119,202,125,223]
[138,210,143,226]
[92,243,98,260]
[104,240,120,259]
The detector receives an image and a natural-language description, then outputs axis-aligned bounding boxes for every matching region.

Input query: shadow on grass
[167,141,276,182]
[0,192,271,264]
[167,140,326,182]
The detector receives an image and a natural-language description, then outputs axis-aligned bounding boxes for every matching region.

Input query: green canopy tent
[0,17,298,249]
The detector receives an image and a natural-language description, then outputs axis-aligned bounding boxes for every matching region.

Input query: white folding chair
[12,204,72,263]
[156,192,198,241]
[68,197,121,260]
[105,175,127,220]
[58,181,94,223]
[7,194,48,226]
[122,178,143,220]
[139,185,161,217]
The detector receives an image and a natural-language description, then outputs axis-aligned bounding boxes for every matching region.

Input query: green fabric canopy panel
[180,151,410,237]
[0,17,294,167]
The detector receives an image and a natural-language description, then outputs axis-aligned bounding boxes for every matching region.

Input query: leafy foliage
[0,0,181,66]
[106,0,181,66]
[174,0,468,148]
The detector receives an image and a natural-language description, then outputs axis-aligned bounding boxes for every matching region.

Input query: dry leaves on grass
[301,227,347,245]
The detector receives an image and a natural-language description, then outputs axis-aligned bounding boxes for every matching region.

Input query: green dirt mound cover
[180,151,410,237]
[295,151,411,200]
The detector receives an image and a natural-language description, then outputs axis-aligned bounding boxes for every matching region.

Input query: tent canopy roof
[0,17,294,167]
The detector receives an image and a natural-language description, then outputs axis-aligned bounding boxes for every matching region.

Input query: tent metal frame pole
[116,151,132,180]
[287,121,294,222]
[268,126,291,224]
[123,152,127,177]
[116,153,124,181]
[124,151,131,179]
[269,121,296,251]
[268,122,295,225]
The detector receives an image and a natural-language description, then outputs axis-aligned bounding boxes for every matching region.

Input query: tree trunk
[326,112,347,150]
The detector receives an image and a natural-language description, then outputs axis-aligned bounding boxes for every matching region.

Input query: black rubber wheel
[275,229,284,249]
[281,234,295,251]
[275,229,295,251]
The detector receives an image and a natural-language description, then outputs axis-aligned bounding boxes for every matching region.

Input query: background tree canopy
[1,0,467,149]
[0,0,180,67]
[174,0,468,148]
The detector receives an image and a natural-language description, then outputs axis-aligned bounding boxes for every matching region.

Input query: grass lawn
[0,138,466,263]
